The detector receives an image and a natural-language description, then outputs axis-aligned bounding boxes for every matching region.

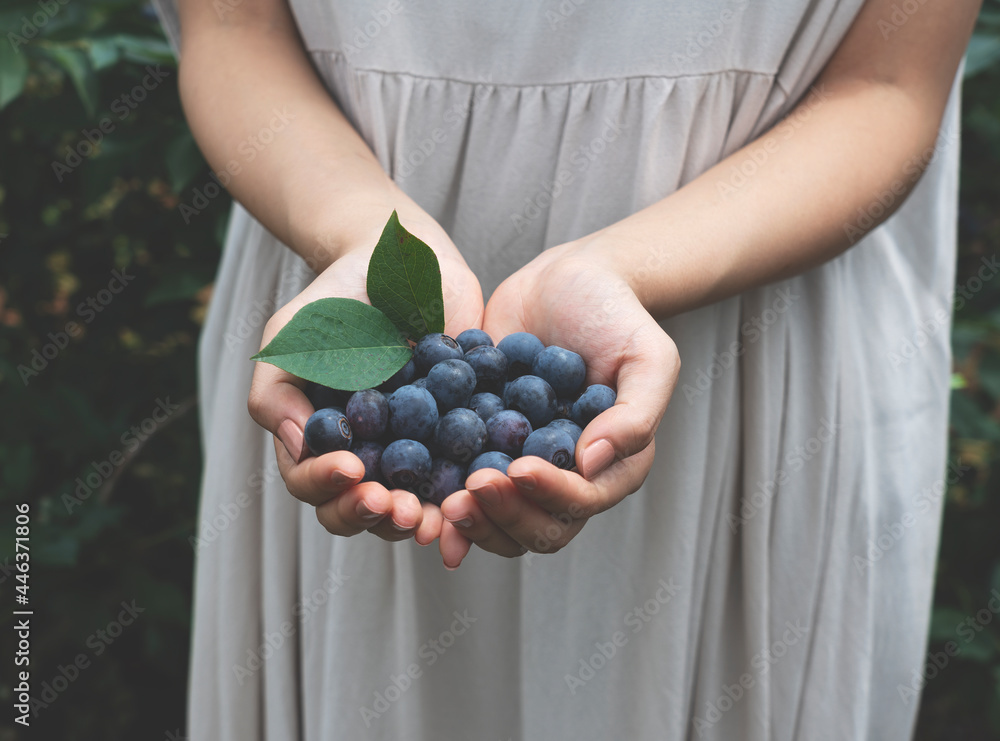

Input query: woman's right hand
[247,203,484,549]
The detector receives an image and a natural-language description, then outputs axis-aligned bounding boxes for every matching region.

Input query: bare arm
[176,0,442,269]
[579,0,981,319]
[448,0,981,566]
[177,0,484,549]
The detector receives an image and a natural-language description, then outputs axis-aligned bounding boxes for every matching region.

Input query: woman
[155,0,979,738]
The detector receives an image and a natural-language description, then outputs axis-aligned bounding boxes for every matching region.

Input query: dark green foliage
[0,0,997,738]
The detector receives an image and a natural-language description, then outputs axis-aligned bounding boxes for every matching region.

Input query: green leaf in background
[367,210,445,340]
[251,298,411,390]
[0,41,29,110]
[967,33,1000,78]
[38,43,98,116]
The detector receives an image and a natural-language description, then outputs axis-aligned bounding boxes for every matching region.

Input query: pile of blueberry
[303,330,616,505]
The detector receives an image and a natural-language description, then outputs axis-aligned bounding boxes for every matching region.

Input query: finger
[439,520,473,570]
[466,475,586,554]
[415,501,445,546]
[577,322,679,479]
[274,442,367,506]
[508,442,656,518]
[365,489,425,541]
[249,360,315,463]
[440,489,527,558]
[314,481,393,536]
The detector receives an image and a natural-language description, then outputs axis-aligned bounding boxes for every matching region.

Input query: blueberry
[468,451,513,477]
[546,418,583,446]
[377,358,416,393]
[555,397,575,420]
[381,439,432,491]
[425,358,477,411]
[304,407,353,455]
[464,345,508,393]
[456,328,494,353]
[497,332,545,378]
[469,392,505,424]
[531,345,586,397]
[413,333,464,374]
[412,376,429,390]
[388,385,439,441]
[522,427,576,469]
[352,440,385,483]
[306,383,350,411]
[503,375,557,428]
[345,389,389,440]
[424,458,467,505]
[486,409,533,457]
[572,384,617,427]
[434,408,488,463]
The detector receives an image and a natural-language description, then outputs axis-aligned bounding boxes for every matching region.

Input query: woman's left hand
[438,241,680,568]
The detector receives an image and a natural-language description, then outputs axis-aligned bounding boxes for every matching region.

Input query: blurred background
[0,1,998,738]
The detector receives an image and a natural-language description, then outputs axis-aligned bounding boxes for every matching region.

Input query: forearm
[177,1,405,269]
[586,80,941,318]
[581,0,978,320]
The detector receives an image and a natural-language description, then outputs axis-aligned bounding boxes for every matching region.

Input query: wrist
[286,180,403,272]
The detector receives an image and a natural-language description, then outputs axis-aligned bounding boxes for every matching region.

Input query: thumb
[248,360,315,463]
[576,321,679,479]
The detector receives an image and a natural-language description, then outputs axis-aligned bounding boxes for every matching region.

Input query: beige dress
[155,1,961,738]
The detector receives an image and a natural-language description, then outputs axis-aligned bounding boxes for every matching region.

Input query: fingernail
[581,439,615,479]
[470,483,500,508]
[356,502,383,521]
[444,563,459,572]
[277,419,306,462]
[446,517,472,529]
[510,473,536,491]
[331,470,355,486]
[391,520,413,532]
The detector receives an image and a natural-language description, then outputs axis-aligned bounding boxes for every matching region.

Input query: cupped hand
[247,205,483,548]
[438,242,680,568]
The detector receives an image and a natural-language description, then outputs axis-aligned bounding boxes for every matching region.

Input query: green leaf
[366,211,445,340]
[966,32,1000,78]
[38,43,97,116]
[0,41,29,110]
[111,35,176,66]
[251,298,411,391]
